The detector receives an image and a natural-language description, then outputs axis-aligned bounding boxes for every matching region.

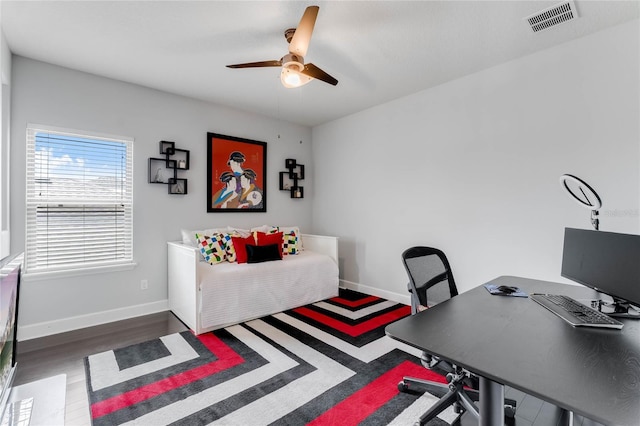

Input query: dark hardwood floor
[13,312,603,426]
[14,311,187,426]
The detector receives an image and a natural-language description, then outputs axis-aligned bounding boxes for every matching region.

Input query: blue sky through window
[34,131,129,200]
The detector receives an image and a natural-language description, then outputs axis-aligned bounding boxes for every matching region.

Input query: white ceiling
[1,1,638,127]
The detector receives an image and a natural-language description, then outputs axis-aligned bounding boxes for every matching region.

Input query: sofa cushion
[280,226,303,250]
[251,225,279,234]
[282,229,299,255]
[182,227,227,246]
[219,233,237,262]
[256,231,284,258]
[195,233,226,264]
[246,243,282,263]
[230,235,254,264]
[226,227,251,238]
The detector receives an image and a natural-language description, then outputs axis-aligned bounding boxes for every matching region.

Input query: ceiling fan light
[280,67,311,88]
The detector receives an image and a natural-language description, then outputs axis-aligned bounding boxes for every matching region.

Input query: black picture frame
[207,132,267,212]
[149,158,176,184]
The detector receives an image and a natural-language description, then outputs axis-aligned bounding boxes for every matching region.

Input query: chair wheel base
[398,380,410,392]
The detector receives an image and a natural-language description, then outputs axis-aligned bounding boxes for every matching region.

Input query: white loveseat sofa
[167,227,339,334]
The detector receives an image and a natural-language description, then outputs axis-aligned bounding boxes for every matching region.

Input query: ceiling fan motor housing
[282,53,304,71]
[226,6,338,87]
[284,28,296,43]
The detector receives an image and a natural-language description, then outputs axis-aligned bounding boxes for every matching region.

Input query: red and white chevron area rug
[85,290,455,425]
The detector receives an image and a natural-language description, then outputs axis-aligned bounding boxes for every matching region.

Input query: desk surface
[385,276,640,426]
[7,374,66,425]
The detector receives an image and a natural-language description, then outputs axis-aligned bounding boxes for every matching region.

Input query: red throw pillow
[255,231,283,258]
[230,235,255,264]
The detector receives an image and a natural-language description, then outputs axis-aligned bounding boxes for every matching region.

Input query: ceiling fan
[226,5,338,88]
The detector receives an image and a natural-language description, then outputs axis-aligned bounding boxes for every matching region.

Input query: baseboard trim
[339,279,410,306]
[18,282,408,341]
[17,300,169,341]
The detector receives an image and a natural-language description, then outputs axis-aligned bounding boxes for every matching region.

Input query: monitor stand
[588,298,640,319]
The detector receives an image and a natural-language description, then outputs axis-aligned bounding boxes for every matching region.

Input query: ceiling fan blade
[226,60,282,69]
[289,5,319,57]
[301,63,338,86]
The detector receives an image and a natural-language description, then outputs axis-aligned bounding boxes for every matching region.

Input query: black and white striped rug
[85,290,455,425]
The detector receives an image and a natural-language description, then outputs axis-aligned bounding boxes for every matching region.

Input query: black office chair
[399,246,516,426]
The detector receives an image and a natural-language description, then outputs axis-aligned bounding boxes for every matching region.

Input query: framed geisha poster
[207,132,267,212]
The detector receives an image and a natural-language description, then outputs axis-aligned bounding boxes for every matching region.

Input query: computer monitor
[561,227,640,318]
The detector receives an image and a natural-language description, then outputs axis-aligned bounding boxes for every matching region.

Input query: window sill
[22,262,138,282]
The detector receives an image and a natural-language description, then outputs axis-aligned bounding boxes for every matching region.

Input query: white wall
[312,20,640,301]
[0,20,11,259]
[10,57,313,339]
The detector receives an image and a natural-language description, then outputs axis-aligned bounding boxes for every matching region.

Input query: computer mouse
[497,285,518,294]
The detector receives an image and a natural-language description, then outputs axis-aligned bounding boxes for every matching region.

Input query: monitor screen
[561,228,640,309]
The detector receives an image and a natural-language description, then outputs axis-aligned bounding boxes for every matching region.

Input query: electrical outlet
[141,279,148,290]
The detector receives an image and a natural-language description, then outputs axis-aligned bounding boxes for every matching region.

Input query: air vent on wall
[524,1,578,33]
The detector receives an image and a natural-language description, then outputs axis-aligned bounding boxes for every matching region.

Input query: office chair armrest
[421,352,455,376]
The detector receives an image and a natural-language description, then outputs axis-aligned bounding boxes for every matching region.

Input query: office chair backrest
[402,246,458,309]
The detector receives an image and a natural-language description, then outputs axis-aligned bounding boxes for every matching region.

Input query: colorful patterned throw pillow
[282,230,299,255]
[220,233,237,262]
[195,233,226,265]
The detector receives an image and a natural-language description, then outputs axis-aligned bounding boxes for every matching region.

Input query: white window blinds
[25,126,133,273]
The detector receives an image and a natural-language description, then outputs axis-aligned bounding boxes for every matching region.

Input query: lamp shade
[280,67,312,88]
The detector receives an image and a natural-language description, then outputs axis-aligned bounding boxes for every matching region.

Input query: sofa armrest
[167,241,200,331]
[302,234,338,264]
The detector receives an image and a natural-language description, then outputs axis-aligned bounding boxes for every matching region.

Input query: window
[25,125,133,274]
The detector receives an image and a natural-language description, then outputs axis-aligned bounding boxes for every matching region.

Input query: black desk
[385,276,640,426]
